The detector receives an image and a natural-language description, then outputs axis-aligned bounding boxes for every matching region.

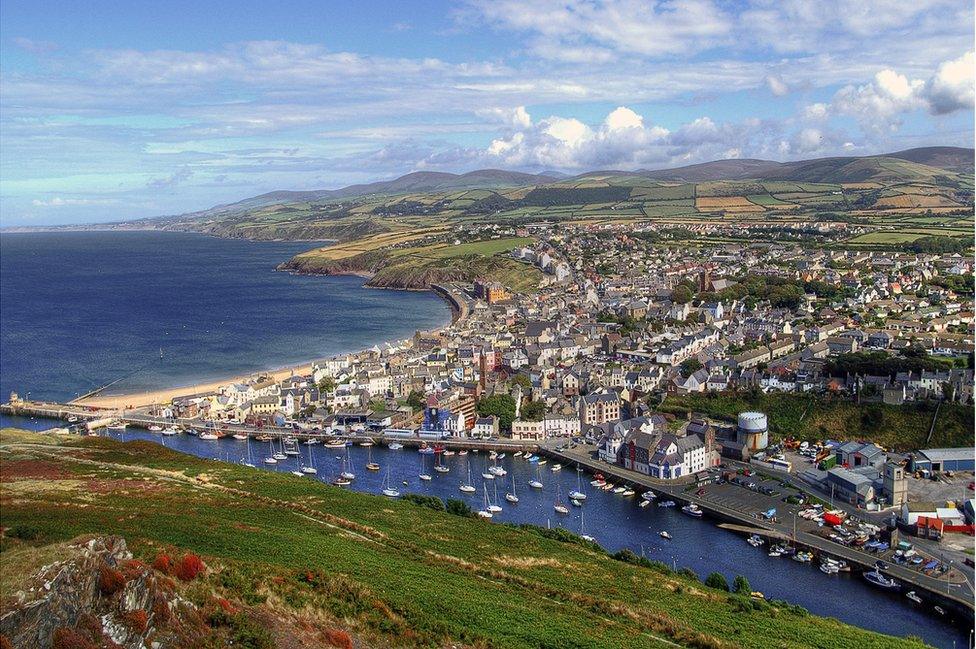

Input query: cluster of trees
[907,236,971,254]
[597,310,646,334]
[476,394,517,430]
[697,273,847,310]
[825,348,951,378]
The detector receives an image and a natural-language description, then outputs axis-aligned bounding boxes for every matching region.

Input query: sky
[1,0,973,226]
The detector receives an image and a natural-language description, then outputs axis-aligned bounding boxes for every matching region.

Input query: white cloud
[766,75,790,96]
[604,106,644,130]
[31,197,117,207]
[926,51,975,115]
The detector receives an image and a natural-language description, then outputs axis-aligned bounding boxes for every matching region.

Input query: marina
[4,414,969,648]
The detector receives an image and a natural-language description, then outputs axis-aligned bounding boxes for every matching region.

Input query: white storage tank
[736,411,769,450]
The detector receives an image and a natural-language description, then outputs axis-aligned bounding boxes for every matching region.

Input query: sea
[0,231,450,403]
[0,231,969,647]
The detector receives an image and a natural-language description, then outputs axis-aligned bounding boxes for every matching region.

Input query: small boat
[580,509,595,543]
[934,606,946,616]
[301,445,317,475]
[659,531,672,539]
[488,451,497,459]
[199,432,219,441]
[621,489,635,498]
[537,459,547,466]
[359,440,374,447]
[291,470,303,477]
[283,438,300,456]
[528,466,544,489]
[442,450,455,457]
[497,453,505,459]
[388,442,403,450]
[233,433,248,441]
[161,427,178,436]
[434,464,449,473]
[505,475,519,503]
[68,416,79,423]
[569,469,587,501]
[332,477,351,486]
[864,571,898,590]
[570,498,582,507]
[264,456,278,465]
[418,445,435,454]
[612,486,626,494]
[746,534,763,547]
[324,439,346,449]
[550,463,562,472]
[304,438,319,445]
[590,479,606,487]
[768,548,783,557]
[639,499,651,508]
[905,591,922,604]
[340,448,356,480]
[488,482,503,513]
[477,484,493,518]
[148,425,162,432]
[481,472,495,480]
[458,449,468,456]
[602,483,615,491]
[460,464,476,493]
[681,503,703,518]
[514,451,523,458]
[107,421,127,431]
[365,447,380,471]
[641,491,656,500]
[657,500,675,508]
[418,455,432,481]
[792,551,813,563]
[381,468,400,497]
[553,484,569,514]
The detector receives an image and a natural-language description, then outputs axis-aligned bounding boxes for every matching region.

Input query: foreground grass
[659,392,974,451]
[0,432,929,648]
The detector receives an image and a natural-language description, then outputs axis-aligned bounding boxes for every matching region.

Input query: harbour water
[2,417,964,649]
[0,231,451,403]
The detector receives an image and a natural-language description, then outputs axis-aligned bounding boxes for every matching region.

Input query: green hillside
[0,430,927,649]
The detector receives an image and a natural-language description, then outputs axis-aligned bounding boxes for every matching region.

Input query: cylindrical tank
[736,411,769,450]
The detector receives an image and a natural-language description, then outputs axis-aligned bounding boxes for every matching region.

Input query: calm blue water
[0,231,450,402]
[1,417,967,648]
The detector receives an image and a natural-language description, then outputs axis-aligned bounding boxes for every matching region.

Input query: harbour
[2,412,970,648]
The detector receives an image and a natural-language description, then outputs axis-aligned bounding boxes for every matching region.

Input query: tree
[477,394,517,430]
[704,572,730,591]
[445,499,473,517]
[317,376,335,393]
[513,374,532,391]
[522,400,546,421]
[406,390,425,411]
[679,358,703,378]
[672,285,693,304]
[732,575,751,594]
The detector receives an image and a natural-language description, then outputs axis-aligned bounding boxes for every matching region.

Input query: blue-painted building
[909,448,975,473]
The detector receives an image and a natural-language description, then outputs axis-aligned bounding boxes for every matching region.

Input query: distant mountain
[884,146,974,174]
[635,158,787,182]
[760,155,959,184]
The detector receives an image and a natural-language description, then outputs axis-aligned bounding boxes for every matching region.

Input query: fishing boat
[477,485,493,518]
[553,484,569,514]
[459,463,476,493]
[863,570,898,590]
[568,468,587,501]
[488,482,503,513]
[550,463,562,472]
[381,468,400,497]
[792,551,813,563]
[659,531,672,539]
[388,442,403,450]
[365,446,381,471]
[681,503,703,518]
[301,444,317,475]
[528,465,544,489]
[340,448,356,481]
[505,475,519,503]
[905,591,923,604]
[657,500,675,508]
[418,455,432,481]
[324,438,346,449]
[746,534,763,547]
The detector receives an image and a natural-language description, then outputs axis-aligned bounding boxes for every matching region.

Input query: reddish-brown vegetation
[51,628,96,649]
[97,564,125,596]
[123,609,148,634]
[323,628,353,649]
[174,553,205,581]
[0,460,69,481]
[119,559,147,581]
[151,553,171,574]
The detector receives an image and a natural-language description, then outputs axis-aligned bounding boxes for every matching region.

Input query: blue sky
[1,0,973,226]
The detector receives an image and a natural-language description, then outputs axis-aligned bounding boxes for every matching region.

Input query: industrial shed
[909,448,975,473]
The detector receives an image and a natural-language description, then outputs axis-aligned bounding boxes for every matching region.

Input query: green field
[0,431,929,648]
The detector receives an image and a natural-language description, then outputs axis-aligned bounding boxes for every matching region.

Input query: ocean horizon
[0,231,451,403]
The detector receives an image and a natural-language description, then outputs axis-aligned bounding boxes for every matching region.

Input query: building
[511,419,545,440]
[473,279,510,304]
[472,415,499,439]
[908,448,975,473]
[579,391,621,425]
[882,461,908,506]
[826,467,875,507]
[736,412,769,451]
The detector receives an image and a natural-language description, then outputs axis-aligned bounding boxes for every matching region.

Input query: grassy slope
[658,393,975,451]
[0,431,927,649]
[283,237,543,292]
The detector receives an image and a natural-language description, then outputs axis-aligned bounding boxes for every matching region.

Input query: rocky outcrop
[0,537,196,649]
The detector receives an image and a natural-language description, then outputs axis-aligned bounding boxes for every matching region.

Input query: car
[875,560,889,571]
